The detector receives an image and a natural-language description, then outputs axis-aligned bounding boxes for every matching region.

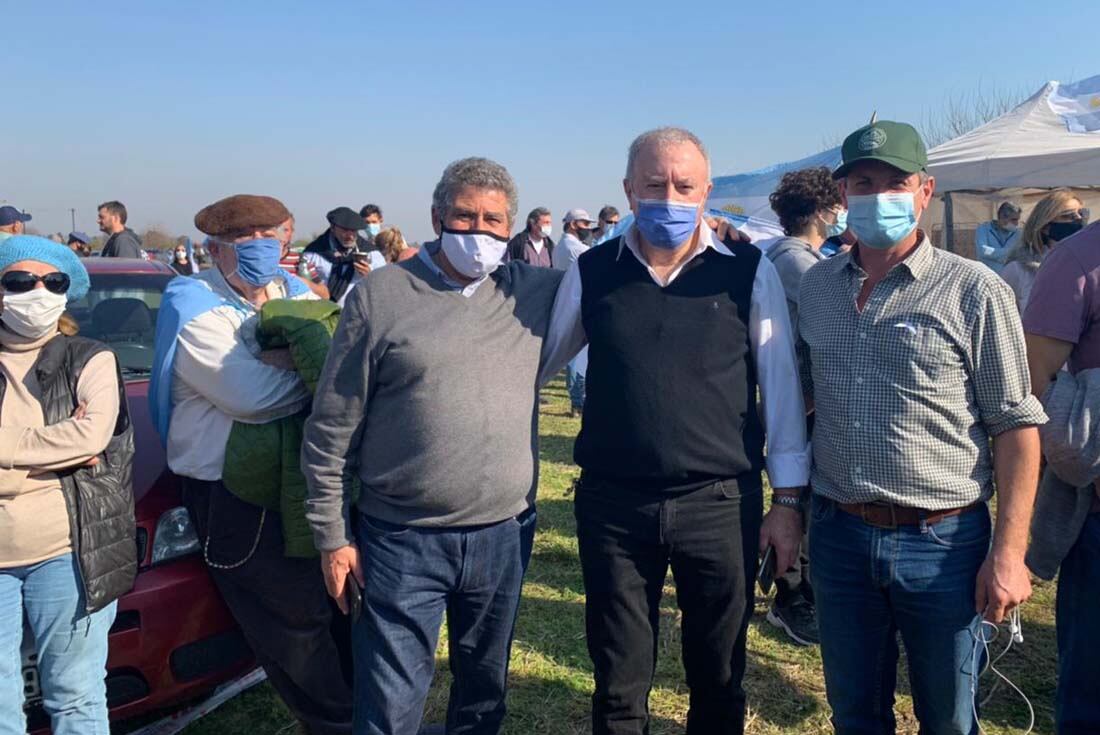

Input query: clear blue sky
[6,0,1098,244]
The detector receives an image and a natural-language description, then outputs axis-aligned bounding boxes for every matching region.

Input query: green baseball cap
[832,120,928,180]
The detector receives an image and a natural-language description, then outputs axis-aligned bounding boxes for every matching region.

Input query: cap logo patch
[858,128,888,151]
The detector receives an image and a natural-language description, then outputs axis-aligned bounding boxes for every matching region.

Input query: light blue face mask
[846,193,917,250]
[635,199,700,250]
[826,209,848,238]
[366,223,382,237]
[233,237,284,286]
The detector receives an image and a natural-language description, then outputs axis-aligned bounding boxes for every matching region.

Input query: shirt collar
[617,220,734,262]
[418,240,492,296]
[836,231,934,281]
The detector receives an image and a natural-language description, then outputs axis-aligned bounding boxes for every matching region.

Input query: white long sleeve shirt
[167,268,316,480]
[540,222,811,490]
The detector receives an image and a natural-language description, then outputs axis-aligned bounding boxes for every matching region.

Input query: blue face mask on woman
[635,199,700,250]
[232,237,284,287]
[846,193,918,250]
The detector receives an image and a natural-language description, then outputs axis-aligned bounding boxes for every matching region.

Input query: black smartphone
[757,545,777,596]
[345,581,363,623]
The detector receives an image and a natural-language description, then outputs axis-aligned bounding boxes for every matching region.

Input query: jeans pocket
[810,494,836,524]
[717,480,742,500]
[360,514,411,538]
[924,510,991,549]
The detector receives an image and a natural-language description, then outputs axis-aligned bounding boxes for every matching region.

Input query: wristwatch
[771,493,802,510]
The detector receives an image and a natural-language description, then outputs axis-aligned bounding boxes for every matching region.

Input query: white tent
[925,75,1100,255]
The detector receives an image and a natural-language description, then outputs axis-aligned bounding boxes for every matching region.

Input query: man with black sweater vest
[543,127,810,735]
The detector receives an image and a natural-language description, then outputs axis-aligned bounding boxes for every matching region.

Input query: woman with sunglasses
[0,236,135,734]
[1002,189,1089,314]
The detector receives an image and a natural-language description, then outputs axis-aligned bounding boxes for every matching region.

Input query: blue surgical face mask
[826,209,848,238]
[366,222,382,237]
[232,237,284,287]
[635,199,700,250]
[846,193,918,250]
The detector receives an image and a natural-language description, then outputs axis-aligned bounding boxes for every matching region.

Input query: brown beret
[194,194,291,237]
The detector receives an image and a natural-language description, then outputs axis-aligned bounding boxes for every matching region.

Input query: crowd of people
[1,119,1098,735]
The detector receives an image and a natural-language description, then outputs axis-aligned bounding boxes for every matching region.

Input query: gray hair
[997,201,1022,219]
[526,207,551,227]
[431,157,519,226]
[626,127,711,180]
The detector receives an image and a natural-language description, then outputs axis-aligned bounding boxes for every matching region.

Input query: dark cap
[67,231,92,245]
[832,120,928,180]
[326,207,367,231]
[0,206,32,226]
[194,194,291,236]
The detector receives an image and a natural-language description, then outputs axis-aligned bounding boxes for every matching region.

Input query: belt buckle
[861,502,898,529]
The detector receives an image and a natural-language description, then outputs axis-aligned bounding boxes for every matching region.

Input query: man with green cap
[796,121,1047,733]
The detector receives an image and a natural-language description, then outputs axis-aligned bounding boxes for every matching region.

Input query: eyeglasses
[1054,208,1091,223]
[0,271,71,295]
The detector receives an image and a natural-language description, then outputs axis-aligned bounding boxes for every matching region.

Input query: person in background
[0,236,136,735]
[359,204,384,245]
[799,120,1046,734]
[1002,190,1087,314]
[542,127,810,734]
[0,206,32,244]
[303,157,563,735]
[553,209,597,417]
[192,242,211,270]
[1022,217,1100,734]
[505,207,554,267]
[96,201,144,258]
[762,165,845,648]
[593,205,621,245]
[150,195,351,735]
[302,207,375,304]
[974,201,1021,274]
[277,215,329,299]
[169,239,196,276]
[375,226,417,264]
[66,232,92,258]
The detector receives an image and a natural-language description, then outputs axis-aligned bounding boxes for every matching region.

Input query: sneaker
[767,599,819,646]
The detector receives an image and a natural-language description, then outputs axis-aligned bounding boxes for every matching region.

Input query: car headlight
[151,507,201,565]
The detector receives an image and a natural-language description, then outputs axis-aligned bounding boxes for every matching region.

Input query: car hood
[125,379,166,504]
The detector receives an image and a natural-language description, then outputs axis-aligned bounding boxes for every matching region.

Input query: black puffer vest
[0,334,137,613]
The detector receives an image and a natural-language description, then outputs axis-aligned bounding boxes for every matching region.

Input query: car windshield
[66,273,174,378]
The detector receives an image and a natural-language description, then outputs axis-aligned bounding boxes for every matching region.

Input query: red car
[24,259,254,732]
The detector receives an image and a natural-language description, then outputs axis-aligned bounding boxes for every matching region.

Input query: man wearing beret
[798,121,1046,733]
[302,207,384,304]
[150,195,353,734]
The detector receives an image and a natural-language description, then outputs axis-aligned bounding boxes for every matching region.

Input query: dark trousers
[574,477,763,735]
[1056,513,1100,734]
[353,508,537,735]
[182,479,353,735]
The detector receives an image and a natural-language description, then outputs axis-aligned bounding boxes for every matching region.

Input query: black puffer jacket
[0,334,136,613]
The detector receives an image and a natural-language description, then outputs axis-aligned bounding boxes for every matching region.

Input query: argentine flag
[1048,74,1100,134]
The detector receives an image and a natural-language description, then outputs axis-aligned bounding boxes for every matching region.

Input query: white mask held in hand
[440,227,509,279]
[1,289,67,338]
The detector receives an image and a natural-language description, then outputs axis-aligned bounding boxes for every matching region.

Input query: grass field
[180,379,1058,735]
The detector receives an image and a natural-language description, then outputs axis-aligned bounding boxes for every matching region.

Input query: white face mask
[539,225,552,239]
[1,289,68,338]
[440,228,509,279]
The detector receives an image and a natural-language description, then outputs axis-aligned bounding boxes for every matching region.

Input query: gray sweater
[765,236,824,333]
[302,254,563,551]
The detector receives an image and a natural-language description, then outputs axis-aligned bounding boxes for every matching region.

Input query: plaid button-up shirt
[797,236,1047,510]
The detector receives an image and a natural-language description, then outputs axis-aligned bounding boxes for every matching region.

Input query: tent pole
[944,192,955,253]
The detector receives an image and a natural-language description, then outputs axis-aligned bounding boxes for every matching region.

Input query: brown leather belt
[838,501,983,529]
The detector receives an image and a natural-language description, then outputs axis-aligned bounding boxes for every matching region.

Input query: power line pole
[70,208,76,233]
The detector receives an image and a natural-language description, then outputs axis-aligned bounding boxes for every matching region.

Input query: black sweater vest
[575,239,764,491]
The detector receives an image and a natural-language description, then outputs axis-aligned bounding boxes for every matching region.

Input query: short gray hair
[526,207,551,227]
[431,157,519,226]
[626,127,711,180]
[997,201,1022,219]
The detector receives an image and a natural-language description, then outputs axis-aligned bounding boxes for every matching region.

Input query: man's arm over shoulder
[303,287,377,551]
[538,260,586,386]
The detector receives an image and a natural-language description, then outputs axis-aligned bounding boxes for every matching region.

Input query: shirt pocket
[874,322,949,388]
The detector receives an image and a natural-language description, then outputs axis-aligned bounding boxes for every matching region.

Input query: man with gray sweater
[302,157,564,735]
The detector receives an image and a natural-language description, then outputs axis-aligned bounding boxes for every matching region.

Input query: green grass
[179,379,1058,734]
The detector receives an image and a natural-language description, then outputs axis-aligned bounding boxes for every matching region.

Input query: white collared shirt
[540,222,811,489]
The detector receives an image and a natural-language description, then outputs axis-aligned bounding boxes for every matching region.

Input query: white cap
[563,208,596,225]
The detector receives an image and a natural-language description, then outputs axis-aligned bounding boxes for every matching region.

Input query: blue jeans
[809,495,989,735]
[0,553,116,735]
[566,360,586,409]
[353,508,536,735]
[1056,513,1100,734]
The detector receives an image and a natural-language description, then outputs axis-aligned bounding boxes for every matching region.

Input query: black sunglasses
[0,271,71,295]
